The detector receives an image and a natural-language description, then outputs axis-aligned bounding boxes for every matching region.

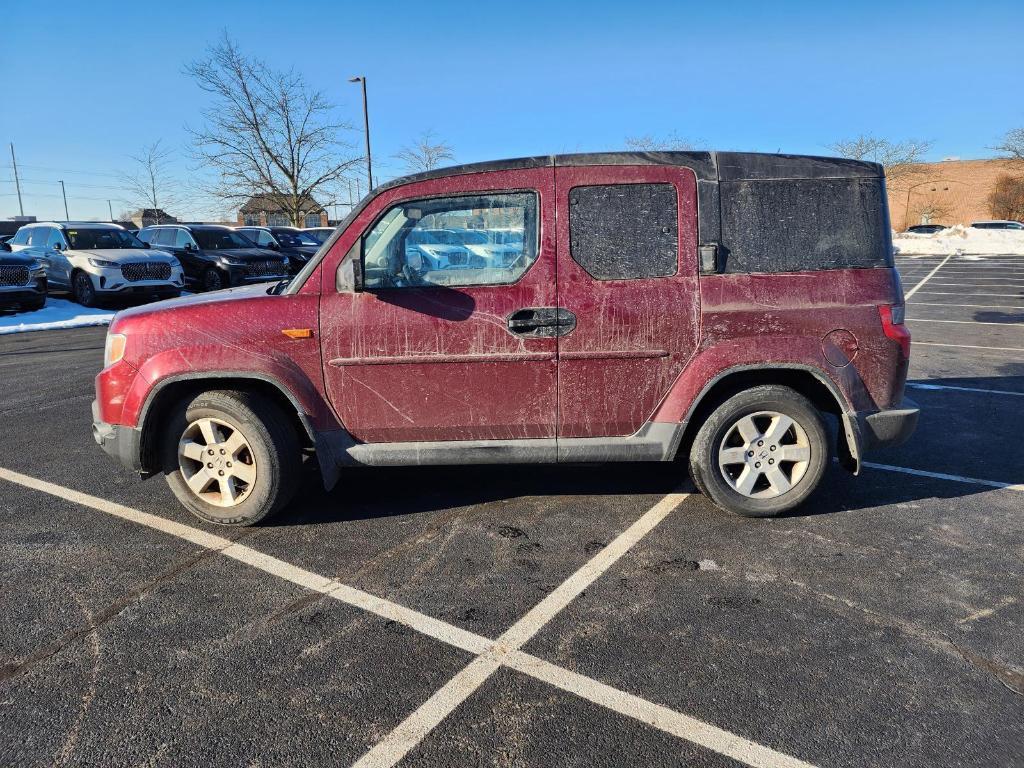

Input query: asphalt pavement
[1,253,1022,767]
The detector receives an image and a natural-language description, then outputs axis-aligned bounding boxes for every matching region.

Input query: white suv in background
[9,222,185,306]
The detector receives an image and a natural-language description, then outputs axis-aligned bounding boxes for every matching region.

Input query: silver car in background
[9,222,185,306]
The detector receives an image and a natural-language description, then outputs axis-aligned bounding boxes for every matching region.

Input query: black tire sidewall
[73,273,96,306]
[202,268,224,292]
[162,391,298,526]
[693,386,829,518]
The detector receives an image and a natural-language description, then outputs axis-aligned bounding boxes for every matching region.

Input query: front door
[554,164,701,438]
[320,168,558,443]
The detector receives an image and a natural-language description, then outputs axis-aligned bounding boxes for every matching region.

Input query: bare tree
[987,174,1024,221]
[185,34,359,226]
[992,127,1024,161]
[828,134,934,186]
[624,132,695,151]
[908,196,952,226]
[393,130,455,173]
[120,140,181,223]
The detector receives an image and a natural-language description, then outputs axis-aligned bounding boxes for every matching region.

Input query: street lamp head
[348,76,363,83]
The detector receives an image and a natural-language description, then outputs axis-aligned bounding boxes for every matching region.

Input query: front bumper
[92,399,144,472]
[0,282,47,308]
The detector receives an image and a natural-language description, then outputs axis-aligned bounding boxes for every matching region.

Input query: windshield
[193,229,254,249]
[454,230,489,245]
[65,228,143,250]
[273,229,320,247]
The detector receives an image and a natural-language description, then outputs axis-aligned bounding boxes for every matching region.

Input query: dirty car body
[93,151,918,526]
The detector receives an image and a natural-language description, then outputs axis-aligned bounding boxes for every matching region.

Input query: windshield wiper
[268,278,290,295]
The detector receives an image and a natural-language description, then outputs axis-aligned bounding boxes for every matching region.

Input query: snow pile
[0,298,114,335]
[893,225,1024,256]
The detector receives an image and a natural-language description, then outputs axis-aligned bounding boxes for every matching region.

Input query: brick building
[887,158,1023,230]
[237,193,328,228]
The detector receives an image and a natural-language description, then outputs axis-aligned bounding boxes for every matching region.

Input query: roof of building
[240,193,325,214]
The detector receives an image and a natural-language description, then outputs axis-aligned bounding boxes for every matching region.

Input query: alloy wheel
[717,411,811,499]
[177,417,257,507]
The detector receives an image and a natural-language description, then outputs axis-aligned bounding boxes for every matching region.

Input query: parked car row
[0,221,336,312]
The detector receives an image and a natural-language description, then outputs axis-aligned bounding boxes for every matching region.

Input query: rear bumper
[856,398,920,451]
[92,399,144,472]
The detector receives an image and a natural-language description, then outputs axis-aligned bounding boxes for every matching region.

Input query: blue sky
[2,0,1022,221]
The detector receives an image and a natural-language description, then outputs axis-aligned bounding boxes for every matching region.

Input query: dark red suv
[92,152,918,525]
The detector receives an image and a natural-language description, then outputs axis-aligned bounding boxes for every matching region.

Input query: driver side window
[360,192,537,290]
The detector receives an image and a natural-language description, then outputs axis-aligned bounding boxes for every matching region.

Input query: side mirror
[0,241,10,252]
[267,241,280,251]
[142,242,151,249]
[183,242,194,251]
[336,243,363,293]
[53,242,63,251]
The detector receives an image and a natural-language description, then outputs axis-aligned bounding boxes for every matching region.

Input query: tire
[689,385,829,518]
[162,390,301,526]
[202,268,226,292]
[72,271,97,307]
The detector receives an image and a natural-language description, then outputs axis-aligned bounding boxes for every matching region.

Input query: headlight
[167,258,182,269]
[89,258,118,268]
[104,333,127,367]
[29,259,44,271]
[222,257,246,266]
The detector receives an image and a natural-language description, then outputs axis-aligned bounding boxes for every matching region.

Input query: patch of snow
[893,225,1024,256]
[0,298,114,335]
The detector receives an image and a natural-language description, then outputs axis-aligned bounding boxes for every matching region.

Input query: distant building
[129,209,178,227]
[238,193,328,228]
[887,158,1023,230]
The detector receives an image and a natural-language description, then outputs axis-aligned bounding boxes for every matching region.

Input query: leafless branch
[184,33,360,225]
[119,140,182,222]
[828,134,934,187]
[624,132,696,152]
[393,130,455,174]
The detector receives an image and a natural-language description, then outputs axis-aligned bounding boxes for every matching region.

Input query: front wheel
[72,272,97,307]
[162,390,301,526]
[202,267,226,292]
[689,385,829,518]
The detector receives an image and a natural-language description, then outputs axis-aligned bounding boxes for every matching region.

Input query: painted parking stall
[2,249,1024,766]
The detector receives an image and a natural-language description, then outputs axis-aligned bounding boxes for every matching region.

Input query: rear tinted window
[720,178,891,273]
[569,183,678,280]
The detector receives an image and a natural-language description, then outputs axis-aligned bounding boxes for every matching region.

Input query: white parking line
[908,318,1024,326]
[863,462,1024,492]
[903,255,951,300]
[355,490,690,768]
[912,291,1024,298]
[0,467,815,768]
[910,302,1024,310]
[914,341,1024,353]
[907,382,1024,397]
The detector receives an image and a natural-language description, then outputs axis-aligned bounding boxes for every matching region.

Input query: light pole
[59,180,69,220]
[107,200,114,221]
[349,75,373,190]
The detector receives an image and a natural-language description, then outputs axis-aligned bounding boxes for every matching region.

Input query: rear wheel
[162,390,301,526]
[72,272,97,307]
[689,385,829,518]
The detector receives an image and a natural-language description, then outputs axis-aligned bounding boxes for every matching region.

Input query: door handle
[507,307,576,338]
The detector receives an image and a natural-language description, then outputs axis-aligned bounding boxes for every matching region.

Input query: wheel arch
[672,363,860,471]
[137,372,319,475]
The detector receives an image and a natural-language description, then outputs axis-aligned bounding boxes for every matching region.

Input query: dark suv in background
[138,224,289,291]
[0,239,47,312]
[236,226,321,274]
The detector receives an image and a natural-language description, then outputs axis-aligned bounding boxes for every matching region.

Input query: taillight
[879,304,910,358]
